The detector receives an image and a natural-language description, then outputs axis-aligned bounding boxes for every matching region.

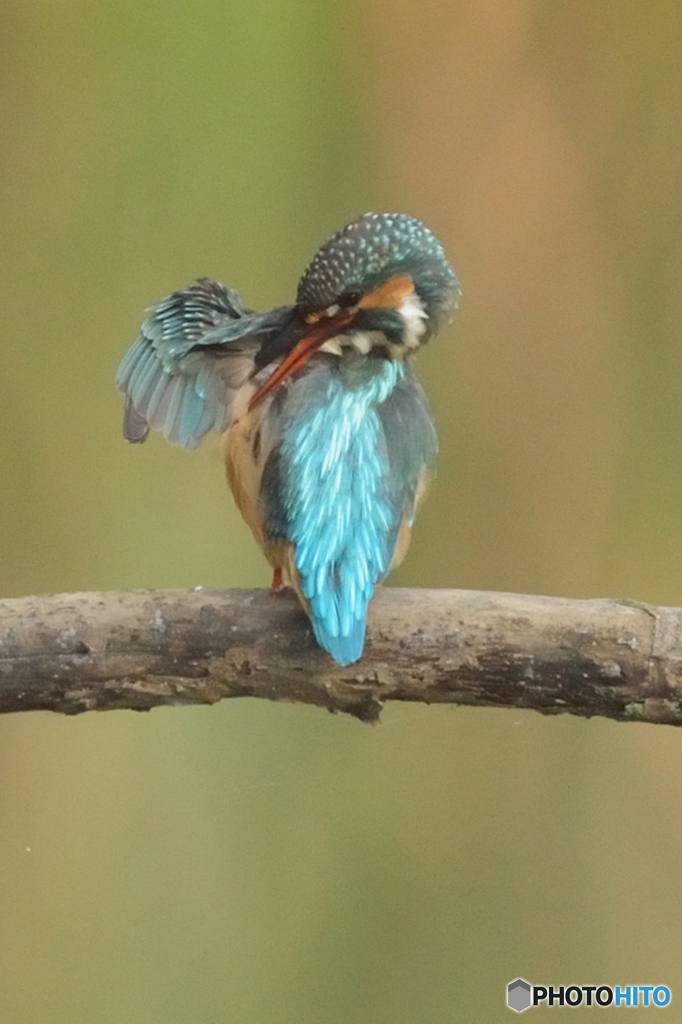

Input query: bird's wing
[115,278,292,449]
[376,363,438,556]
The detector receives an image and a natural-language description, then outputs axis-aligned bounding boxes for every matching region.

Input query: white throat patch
[319,291,428,358]
[398,292,428,349]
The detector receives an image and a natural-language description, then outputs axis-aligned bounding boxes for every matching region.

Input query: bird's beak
[247,274,416,412]
[248,308,355,411]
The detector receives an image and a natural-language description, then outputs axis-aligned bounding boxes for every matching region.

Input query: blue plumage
[273,360,406,664]
[115,279,291,448]
[116,213,459,665]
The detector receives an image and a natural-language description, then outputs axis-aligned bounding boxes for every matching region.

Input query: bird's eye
[337,289,362,308]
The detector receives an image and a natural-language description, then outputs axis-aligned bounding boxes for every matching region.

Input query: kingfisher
[116,212,459,665]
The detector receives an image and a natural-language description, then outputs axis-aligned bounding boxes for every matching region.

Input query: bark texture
[1,587,681,724]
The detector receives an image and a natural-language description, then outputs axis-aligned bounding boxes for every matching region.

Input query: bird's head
[250,212,459,409]
[298,211,458,344]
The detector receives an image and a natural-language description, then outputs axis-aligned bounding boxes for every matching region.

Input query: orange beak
[248,309,355,412]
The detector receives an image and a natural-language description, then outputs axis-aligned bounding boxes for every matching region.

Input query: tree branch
[0,587,681,724]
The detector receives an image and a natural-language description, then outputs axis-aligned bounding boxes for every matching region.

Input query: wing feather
[115,278,293,449]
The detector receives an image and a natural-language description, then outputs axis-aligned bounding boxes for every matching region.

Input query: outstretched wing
[115,278,292,449]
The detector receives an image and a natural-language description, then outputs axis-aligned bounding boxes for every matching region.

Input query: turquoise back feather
[261,355,437,665]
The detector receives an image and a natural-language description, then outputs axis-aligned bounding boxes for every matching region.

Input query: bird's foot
[270,568,289,592]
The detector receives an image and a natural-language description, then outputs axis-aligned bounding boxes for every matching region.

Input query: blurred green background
[2,1,682,1020]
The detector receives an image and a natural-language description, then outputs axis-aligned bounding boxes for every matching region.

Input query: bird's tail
[304,579,371,666]
[311,610,366,667]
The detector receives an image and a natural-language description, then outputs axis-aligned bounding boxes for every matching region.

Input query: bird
[116,212,460,665]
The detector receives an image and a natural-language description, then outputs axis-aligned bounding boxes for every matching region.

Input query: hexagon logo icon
[507,978,532,1012]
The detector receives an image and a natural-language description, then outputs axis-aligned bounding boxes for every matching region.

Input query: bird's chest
[222,410,270,545]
